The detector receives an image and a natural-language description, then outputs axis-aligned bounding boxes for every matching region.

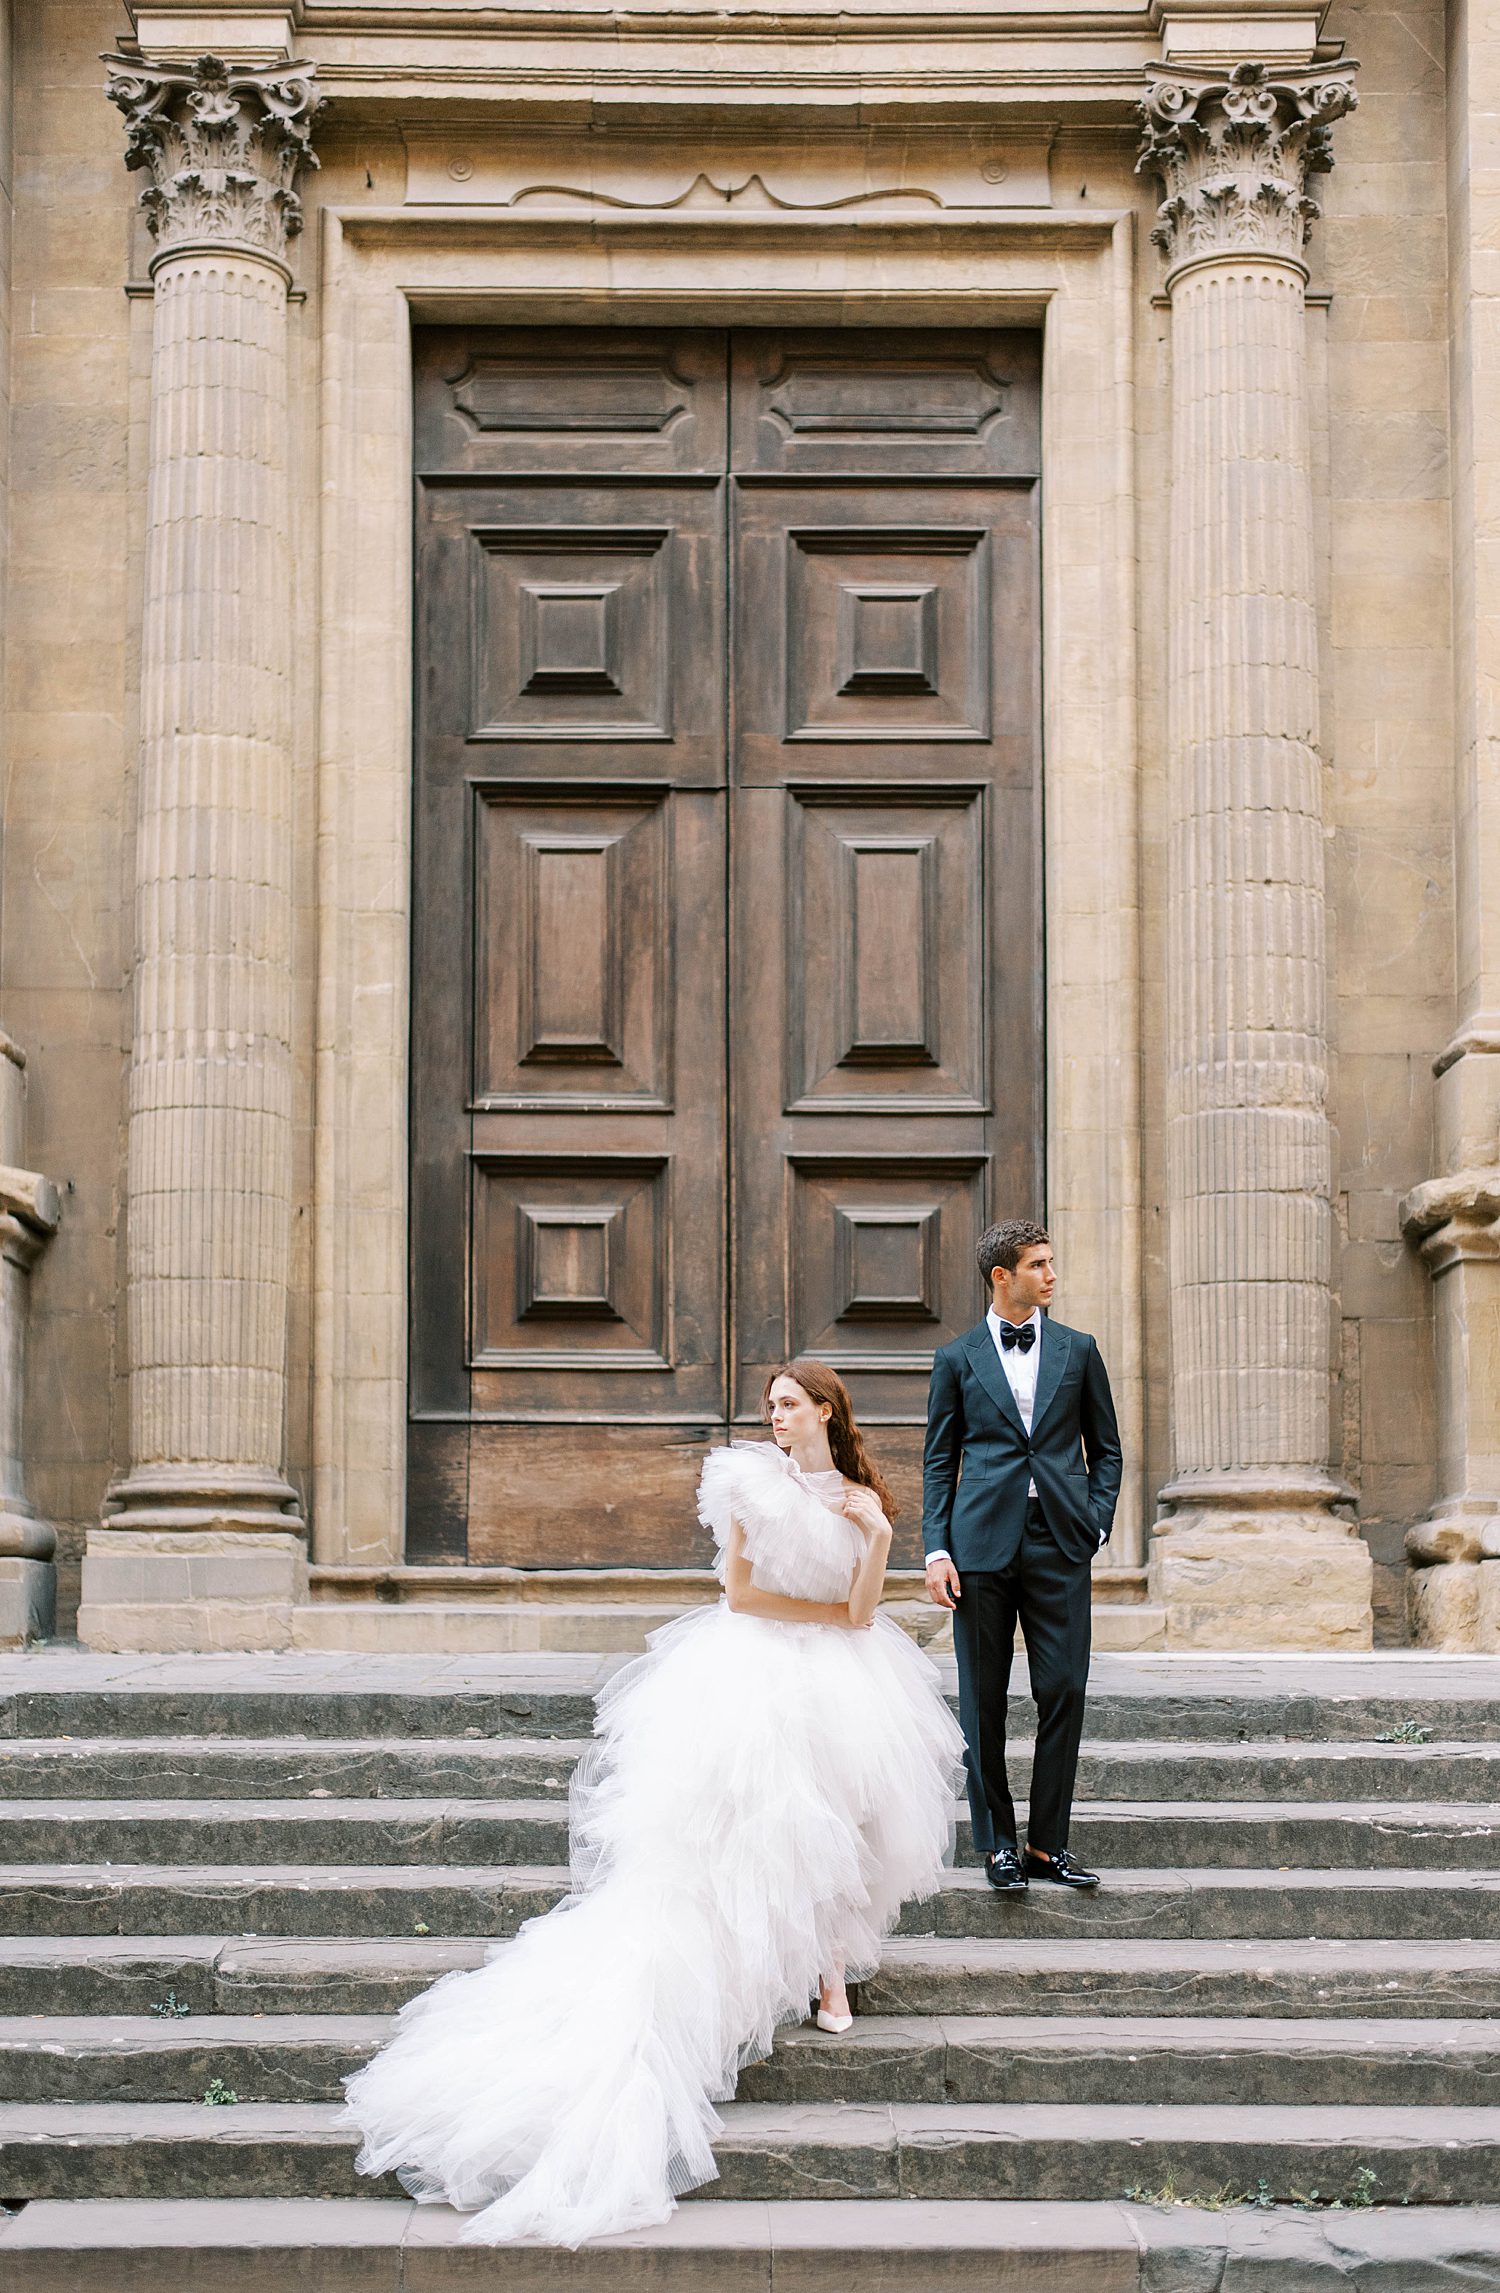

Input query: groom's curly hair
[977,1218,1051,1283]
[760,1358,899,1522]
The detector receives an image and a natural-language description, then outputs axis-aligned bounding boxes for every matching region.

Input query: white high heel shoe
[816,2006,854,2034]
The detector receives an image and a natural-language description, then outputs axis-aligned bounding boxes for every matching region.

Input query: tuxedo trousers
[950,1499,1093,1855]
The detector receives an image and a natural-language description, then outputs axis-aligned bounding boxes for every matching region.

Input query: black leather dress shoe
[983,1845,1028,1893]
[1023,1845,1100,1890]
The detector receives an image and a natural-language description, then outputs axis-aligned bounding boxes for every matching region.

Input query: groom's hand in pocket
[925,1555,961,1610]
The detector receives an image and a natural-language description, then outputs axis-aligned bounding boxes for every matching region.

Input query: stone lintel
[1159,13,1327,69]
[128,12,296,69]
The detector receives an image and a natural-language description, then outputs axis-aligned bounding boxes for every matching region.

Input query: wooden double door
[409,327,1042,1566]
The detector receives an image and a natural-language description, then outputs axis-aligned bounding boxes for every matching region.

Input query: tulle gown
[343,1440,965,2246]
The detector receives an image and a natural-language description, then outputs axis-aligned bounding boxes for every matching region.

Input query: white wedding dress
[343,1441,964,2246]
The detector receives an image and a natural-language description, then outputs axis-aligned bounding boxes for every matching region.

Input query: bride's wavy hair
[759,1358,899,1522]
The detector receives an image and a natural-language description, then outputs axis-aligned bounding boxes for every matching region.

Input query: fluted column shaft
[86,56,319,1617]
[1139,61,1372,1647]
[1165,254,1332,1498]
[117,245,299,1525]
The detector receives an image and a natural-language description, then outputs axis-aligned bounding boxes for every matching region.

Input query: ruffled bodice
[697,1440,864,1605]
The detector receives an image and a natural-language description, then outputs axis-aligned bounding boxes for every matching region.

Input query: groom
[923,1219,1122,1893]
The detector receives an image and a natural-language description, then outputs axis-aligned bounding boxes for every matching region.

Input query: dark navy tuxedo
[922,1314,1122,1857]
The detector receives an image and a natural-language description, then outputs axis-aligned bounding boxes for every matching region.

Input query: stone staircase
[1,1649,1500,2287]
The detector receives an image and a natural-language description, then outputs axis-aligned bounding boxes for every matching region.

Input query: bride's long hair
[760,1357,899,1522]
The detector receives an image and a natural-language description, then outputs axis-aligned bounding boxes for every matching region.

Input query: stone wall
[3,0,133,1627]
[1322,0,1453,1638]
[0,0,1477,1644]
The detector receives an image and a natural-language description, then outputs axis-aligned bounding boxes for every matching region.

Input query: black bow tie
[999,1321,1036,1353]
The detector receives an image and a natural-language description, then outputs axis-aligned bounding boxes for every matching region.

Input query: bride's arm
[843,1487,894,1628]
[723,1521,857,1626]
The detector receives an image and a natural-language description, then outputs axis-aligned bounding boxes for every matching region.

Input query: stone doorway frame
[309,198,1146,1575]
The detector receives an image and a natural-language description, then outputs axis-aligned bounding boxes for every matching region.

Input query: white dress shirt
[990,1305,1041,1497]
[928,1306,1042,1566]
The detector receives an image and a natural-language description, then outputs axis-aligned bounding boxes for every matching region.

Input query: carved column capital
[103,50,321,270]
[1137,61,1358,278]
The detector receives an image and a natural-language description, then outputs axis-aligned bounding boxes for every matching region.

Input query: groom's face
[992,1244,1056,1318]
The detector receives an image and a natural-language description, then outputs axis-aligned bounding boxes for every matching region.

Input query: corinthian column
[79,53,320,1653]
[1139,61,1373,1648]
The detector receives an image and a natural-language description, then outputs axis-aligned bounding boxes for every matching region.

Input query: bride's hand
[842,1484,890,1540]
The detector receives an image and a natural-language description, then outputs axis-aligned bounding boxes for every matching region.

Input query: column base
[77,1528,308,1653]
[1149,1499,1374,1650]
[1406,1499,1500,1648]
[0,1557,55,1648]
[101,1464,304,1537]
[0,1502,57,1647]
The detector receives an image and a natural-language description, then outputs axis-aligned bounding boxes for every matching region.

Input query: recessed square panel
[472,1155,667,1367]
[790,1156,987,1366]
[835,1206,939,1320]
[839,586,938,694]
[786,789,985,1109]
[521,584,621,693]
[471,528,670,738]
[474,790,670,1106]
[519,1206,620,1320]
[785,529,989,742]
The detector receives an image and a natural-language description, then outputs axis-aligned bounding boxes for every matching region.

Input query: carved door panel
[729,332,1043,1544]
[409,327,1043,1566]
[410,332,729,1563]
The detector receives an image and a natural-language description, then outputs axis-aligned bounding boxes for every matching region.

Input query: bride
[343,1358,964,2246]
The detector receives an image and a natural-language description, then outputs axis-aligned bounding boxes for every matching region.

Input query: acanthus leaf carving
[103,50,323,267]
[1137,60,1358,274]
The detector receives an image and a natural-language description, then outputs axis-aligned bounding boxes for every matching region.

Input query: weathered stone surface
[1138,63,1370,1651]
[863,1936,1500,2021]
[4,2098,1500,2207]
[7,2197,1500,2293]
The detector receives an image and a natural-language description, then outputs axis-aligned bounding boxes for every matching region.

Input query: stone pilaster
[1139,62,1373,1648]
[1399,0,1500,1648]
[79,53,320,1653]
[0,1033,61,1648]
[1401,1175,1500,1646]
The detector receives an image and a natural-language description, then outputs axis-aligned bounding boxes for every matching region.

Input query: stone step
[8,1732,1500,1803]
[5,1862,1500,1944]
[3,1795,1497,1870]
[3,1932,1497,2020]
[8,1650,1500,1744]
[2,2097,1498,2205]
[288,1597,1165,1656]
[8,2196,1500,2293]
[3,2010,1497,2110]
[862,1935,1500,2020]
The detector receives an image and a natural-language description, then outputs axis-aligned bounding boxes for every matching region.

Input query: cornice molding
[103,49,324,268]
[1136,58,1356,276]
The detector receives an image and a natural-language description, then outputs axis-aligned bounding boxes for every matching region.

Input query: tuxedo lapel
[1030,1318,1073,1438]
[963,1321,1024,1432]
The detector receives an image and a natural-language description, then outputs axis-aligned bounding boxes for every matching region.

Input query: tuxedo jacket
[922,1316,1123,1571]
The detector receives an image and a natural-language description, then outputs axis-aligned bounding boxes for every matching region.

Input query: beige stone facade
[0,0,1491,1650]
